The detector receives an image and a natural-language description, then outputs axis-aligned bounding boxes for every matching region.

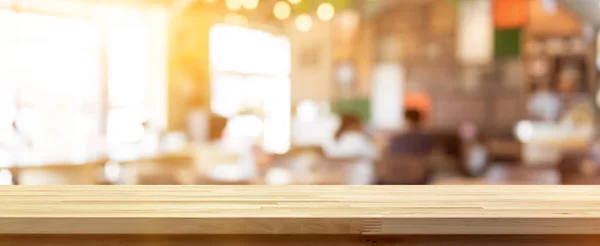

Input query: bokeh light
[317,2,335,21]
[225,0,243,11]
[295,14,312,32]
[243,0,259,9]
[273,1,291,20]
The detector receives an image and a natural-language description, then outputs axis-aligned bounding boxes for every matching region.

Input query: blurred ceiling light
[206,0,216,2]
[295,14,312,32]
[273,1,291,20]
[224,13,249,27]
[317,2,335,21]
[288,0,301,4]
[243,0,259,9]
[225,0,243,11]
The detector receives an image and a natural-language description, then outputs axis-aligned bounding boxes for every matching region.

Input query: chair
[375,153,431,185]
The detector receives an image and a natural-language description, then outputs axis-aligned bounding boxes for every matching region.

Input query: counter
[3,186,600,245]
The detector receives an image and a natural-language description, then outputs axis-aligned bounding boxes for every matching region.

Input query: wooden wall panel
[429,0,455,37]
[431,97,486,130]
[356,20,376,97]
[492,98,524,130]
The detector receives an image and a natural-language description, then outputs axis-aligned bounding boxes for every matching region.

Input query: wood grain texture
[3,235,600,246]
[3,186,600,235]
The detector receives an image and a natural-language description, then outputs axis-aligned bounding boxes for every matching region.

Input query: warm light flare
[225,0,243,11]
[243,0,259,9]
[295,14,312,32]
[224,13,248,27]
[317,2,335,21]
[273,1,291,20]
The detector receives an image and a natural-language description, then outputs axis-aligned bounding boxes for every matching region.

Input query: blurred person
[194,114,268,183]
[388,109,433,156]
[322,114,377,185]
[377,109,433,185]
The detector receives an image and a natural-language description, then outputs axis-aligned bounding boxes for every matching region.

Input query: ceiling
[171,0,600,27]
[561,0,600,25]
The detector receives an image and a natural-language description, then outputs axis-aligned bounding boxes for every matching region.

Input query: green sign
[494,28,522,59]
[331,98,371,122]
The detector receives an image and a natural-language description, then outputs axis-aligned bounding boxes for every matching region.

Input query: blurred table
[484,164,560,185]
[433,163,561,185]
[10,159,107,185]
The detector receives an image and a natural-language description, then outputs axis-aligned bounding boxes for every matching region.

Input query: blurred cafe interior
[1,0,600,185]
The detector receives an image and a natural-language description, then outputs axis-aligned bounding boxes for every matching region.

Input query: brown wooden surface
[4,186,600,235]
[2,235,600,246]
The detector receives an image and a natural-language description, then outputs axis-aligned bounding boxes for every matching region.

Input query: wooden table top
[3,186,600,235]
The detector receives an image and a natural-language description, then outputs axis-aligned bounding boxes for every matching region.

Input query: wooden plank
[2,235,600,246]
[3,186,600,235]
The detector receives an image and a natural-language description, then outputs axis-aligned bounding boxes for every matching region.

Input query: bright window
[0,11,102,165]
[105,7,153,161]
[0,5,167,165]
[0,10,17,141]
[209,24,291,154]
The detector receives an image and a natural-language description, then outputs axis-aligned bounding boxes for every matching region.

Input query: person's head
[404,108,424,129]
[335,113,363,140]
